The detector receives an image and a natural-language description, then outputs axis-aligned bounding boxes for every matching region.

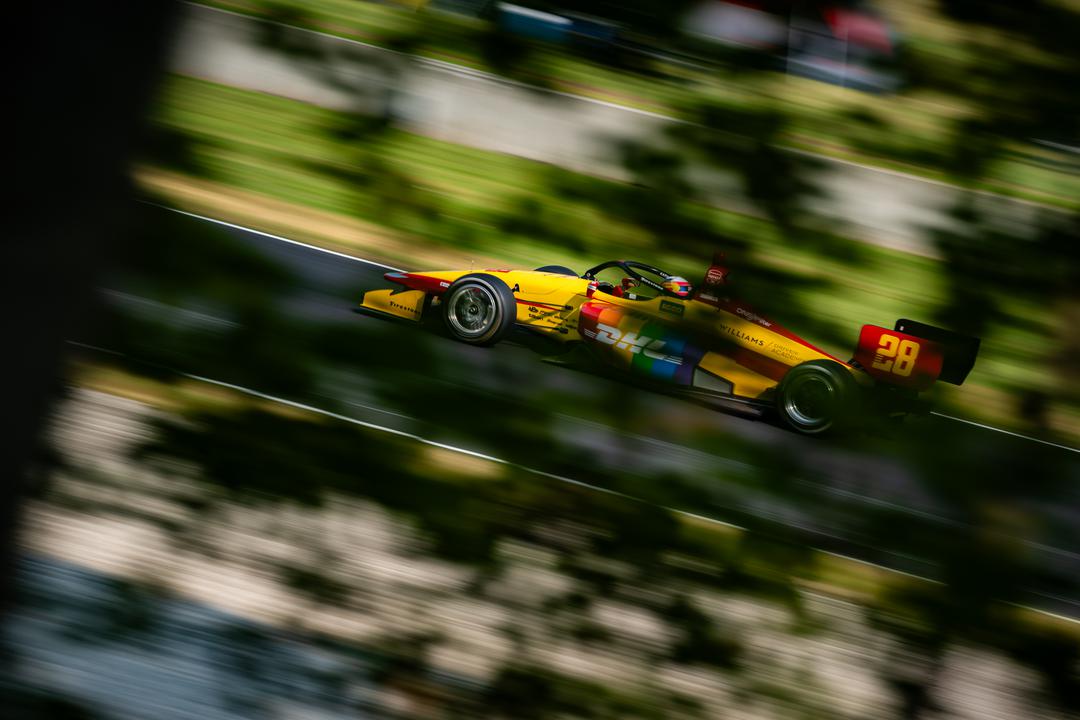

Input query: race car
[356,255,979,434]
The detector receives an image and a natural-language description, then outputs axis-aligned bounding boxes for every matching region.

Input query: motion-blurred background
[6,1,1080,718]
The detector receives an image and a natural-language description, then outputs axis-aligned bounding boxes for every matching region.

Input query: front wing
[356,288,427,321]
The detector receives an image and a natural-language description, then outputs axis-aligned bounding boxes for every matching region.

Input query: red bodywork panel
[385,271,451,295]
[854,325,944,391]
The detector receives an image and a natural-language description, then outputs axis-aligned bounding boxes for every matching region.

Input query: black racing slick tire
[775,360,858,435]
[442,273,517,346]
[533,265,578,276]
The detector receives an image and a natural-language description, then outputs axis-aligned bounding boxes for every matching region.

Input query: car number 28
[872,333,920,377]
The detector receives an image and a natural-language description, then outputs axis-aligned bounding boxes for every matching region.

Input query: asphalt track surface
[91,206,1080,620]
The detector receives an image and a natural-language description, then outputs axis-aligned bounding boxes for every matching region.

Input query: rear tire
[534,265,578,276]
[442,273,517,346]
[775,360,858,435]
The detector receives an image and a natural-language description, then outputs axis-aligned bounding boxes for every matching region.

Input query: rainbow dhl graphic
[357,256,979,434]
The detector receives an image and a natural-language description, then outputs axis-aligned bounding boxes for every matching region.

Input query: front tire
[775,360,858,435]
[442,273,517,346]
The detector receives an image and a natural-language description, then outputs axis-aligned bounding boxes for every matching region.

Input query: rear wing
[893,319,980,386]
[854,320,979,390]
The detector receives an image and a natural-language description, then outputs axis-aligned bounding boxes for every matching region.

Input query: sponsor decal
[527,305,558,318]
[592,323,683,365]
[735,307,772,328]
[765,341,800,362]
[660,300,684,316]
[520,299,568,311]
[717,323,765,346]
[705,266,726,284]
[439,281,450,288]
[389,300,420,315]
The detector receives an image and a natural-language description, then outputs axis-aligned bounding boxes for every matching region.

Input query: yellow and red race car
[357,256,979,434]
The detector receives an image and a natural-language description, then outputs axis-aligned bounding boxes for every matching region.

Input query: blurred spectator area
[680,1,901,92]
[485,0,901,92]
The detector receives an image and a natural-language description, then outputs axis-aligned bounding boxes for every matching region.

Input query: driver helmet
[663,276,692,298]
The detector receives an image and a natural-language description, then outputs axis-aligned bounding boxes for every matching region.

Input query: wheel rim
[783,374,836,428]
[447,284,496,338]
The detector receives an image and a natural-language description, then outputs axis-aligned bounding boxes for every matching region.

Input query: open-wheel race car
[356,255,980,435]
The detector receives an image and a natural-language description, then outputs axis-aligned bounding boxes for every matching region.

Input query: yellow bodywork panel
[696,353,777,398]
[515,292,591,336]
[361,288,426,321]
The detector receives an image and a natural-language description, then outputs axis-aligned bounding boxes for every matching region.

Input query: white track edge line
[931,411,1079,454]
[180,370,747,531]
[148,202,402,272]
[73,339,744,535]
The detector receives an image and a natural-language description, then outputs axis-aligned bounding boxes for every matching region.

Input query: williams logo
[718,324,764,346]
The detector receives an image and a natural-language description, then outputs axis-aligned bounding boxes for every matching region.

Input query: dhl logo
[583,323,684,365]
